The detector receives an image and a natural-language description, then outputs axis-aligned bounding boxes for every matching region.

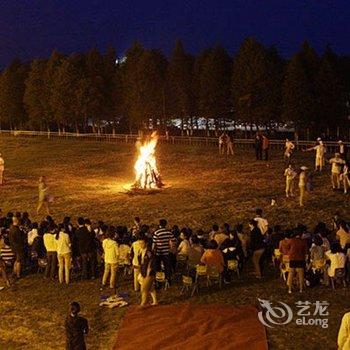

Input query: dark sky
[0,0,349,67]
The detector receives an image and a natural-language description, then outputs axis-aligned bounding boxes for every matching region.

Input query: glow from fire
[134,132,162,189]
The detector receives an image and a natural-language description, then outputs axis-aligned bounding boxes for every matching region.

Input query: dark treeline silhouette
[0,37,349,139]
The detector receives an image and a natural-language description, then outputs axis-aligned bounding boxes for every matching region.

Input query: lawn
[0,135,349,350]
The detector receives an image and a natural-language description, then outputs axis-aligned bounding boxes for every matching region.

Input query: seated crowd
[0,208,349,304]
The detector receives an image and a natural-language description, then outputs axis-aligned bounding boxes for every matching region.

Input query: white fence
[0,129,348,152]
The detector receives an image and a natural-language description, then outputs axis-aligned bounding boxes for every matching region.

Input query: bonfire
[133,132,164,189]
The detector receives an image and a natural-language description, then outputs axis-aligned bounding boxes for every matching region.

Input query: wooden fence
[0,129,348,153]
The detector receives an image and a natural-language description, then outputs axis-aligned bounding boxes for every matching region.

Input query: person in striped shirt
[152,219,175,283]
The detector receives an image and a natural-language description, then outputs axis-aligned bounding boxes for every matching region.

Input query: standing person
[254,133,263,160]
[249,219,265,279]
[218,133,226,155]
[285,230,308,294]
[338,312,350,350]
[56,224,71,285]
[101,230,119,290]
[284,139,295,165]
[65,302,89,350]
[342,161,350,194]
[338,140,347,160]
[37,176,51,215]
[284,164,297,198]
[306,139,326,172]
[226,135,234,156]
[130,231,146,292]
[8,217,26,278]
[262,135,270,161]
[0,153,4,185]
[138,236,157,306]
[75,217,96,280]
[299,166,307,207]
[43,224,58,279]
[152,219,175,284]
[254,208,269,235]
[329,153,345,190]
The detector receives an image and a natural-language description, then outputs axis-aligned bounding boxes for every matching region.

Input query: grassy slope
[0,136,349,350]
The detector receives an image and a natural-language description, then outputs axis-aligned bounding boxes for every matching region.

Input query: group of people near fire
[217,132,349,207]
[1,210,350,296]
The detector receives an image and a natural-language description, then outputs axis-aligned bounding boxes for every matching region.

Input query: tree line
[0,37,349,138]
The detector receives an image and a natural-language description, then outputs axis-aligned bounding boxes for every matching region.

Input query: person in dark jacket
[249,219,265,278]
[65,302,89,350]
[74,217,96,279]
[8,217,26,278]
[254,133,263,160]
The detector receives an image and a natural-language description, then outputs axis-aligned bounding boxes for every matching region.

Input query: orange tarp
[114,303,268,350]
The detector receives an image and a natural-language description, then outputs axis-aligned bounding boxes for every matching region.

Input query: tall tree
[282,54,314,132]
[0,59,28,129]
[197,45,232,131]
[24,59,47,129]
[167,40,194,131]
[232,37,275,128]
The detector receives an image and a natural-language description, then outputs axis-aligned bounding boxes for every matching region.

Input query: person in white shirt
[338,312,350,350]
[325,243,345,282]
[299,166,307,207]
[284,139,295,164]
[177,230,190,257]
[329,153,345,190]
[0,153,4,185]
[130,232,146,292]
[254,208,268,235]
[306,139,326,171]
[284,165,297,197]
[27,223,39,246]
[55,225,71,284]
[342,162,350,194]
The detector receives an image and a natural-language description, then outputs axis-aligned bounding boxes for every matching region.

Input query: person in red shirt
[285,230,308,294]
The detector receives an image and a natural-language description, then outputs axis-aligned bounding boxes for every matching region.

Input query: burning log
[133,132,164,190]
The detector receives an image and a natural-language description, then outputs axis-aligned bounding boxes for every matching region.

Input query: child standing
[284,165,297,197]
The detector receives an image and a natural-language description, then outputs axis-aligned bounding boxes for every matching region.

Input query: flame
[134,131,161,189]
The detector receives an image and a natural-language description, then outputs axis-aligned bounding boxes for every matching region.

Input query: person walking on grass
[329,153,345,190]
[299,166,307,207]
[262,135,270,161]
[226,135,234,156]
[218,133,226,155]
[101,230,119,290]
[342,161,350,194]
[284,164,297,198]
[284,139,295,165]
[65,302,89,350]
[138,235,157,307]
[285,230,308,294]
[0,153,4,185]
[37,176,51,215]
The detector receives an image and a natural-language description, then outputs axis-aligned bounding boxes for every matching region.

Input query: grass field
[0,135,349,350]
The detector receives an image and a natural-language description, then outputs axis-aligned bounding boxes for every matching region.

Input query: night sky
[0,0,349,67]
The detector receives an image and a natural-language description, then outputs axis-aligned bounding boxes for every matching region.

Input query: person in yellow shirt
[284,165,297,197]
[306,139,326,172]
[299,166,307,207]
[336,221,350,249]
[329,153,345,190]
[338,311,350,350]
[101,231,119,290]
[43,226,58,279]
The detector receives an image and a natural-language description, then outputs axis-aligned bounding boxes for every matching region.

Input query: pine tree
[0,59,28,129]
[24,59,48,130]
[282,54,314,131]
